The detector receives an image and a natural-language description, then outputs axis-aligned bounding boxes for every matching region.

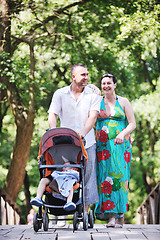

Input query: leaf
[108,172,124,179]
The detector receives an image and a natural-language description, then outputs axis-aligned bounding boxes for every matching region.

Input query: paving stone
[0,224,160,240]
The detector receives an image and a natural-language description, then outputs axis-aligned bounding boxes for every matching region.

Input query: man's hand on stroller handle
[81,136,86,146]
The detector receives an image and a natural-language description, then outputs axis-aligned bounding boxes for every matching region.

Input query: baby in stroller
[30,161,79,212]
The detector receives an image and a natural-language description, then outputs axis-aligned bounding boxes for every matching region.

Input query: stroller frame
[33,127,94,232]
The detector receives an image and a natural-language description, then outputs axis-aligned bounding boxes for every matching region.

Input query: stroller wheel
[33,213,41,232]
[38,219,42,229]
[88,210,94,228]
[83,212,88,231]
[73,211,79,231]
[43,212,49,231]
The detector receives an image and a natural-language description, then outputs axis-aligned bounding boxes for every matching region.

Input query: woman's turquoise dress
[95,96,132,220]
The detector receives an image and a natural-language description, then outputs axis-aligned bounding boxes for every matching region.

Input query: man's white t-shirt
[48,85,101,148]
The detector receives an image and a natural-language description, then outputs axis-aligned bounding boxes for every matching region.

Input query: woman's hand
[114,132,125,145]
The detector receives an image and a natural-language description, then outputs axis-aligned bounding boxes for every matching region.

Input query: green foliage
[0,52,13,81]
[134,92,160,128]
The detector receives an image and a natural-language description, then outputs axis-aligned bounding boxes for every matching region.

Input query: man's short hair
[71,63,87,77]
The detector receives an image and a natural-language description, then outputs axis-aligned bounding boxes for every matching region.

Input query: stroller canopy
[38,127,88,164]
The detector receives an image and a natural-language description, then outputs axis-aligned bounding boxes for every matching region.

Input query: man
[48,63,101,214]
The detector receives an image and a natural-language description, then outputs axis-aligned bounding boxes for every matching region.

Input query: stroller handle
[39,164,82,170]
[81,137,86,146]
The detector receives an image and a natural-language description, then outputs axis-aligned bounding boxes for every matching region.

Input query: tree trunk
[0,89,9,133]
[1,0,36,201]
[3,40,35,201]
[24,171,32,213]
[4,113,34,202]
[0,0,11,53]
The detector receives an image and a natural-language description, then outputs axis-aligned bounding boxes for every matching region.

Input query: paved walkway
[0,224,160,240]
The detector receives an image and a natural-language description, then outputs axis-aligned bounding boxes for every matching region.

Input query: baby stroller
[33,127,94,232]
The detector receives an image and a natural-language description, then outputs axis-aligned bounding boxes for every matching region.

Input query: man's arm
[81,110,99,138]
[48,112,58,129]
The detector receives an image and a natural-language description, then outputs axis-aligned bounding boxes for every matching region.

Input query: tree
[0,0,92,201]
[115,4,160,194]
[0,0,34,202]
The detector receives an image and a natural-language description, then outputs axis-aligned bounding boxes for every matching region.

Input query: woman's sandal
[106,221,115,227]
[115,213,124,228]
[106,214,116,228]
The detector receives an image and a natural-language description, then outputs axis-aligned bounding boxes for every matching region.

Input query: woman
[95,73,136,228]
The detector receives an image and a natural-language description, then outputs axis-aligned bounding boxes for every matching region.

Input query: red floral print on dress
[101,181,112,194]
[97,149,111,162]
[124,151,131,163]
[126,203,128,211]
[99,130,108,143]
[100,200,115,211]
